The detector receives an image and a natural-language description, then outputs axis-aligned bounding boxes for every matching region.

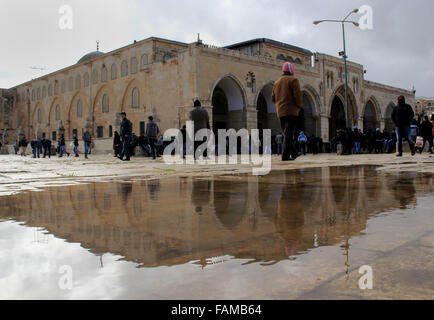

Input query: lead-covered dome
[77,51,105,64]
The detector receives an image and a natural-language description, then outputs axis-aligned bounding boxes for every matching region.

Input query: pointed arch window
[68,76,73,91]
[76,74,81,89]
[131,87,139,108]
[102,94,109,113]
[130,57,138,74]
[92,69,98,85]
[121,60,128,77]
[140,54,148,68]
[84,73,89,87]
[42,86,46,98]
[61,80,66,93]
[31,89,35,101]
[111,63,118,80]
[55,104,61,120]
[54,81,59,94]
[37,109,42,124]
[77,99,83,118]
[48,84,52,96]
[101,66,108,82]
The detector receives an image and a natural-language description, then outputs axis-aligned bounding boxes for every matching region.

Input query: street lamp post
[314,9,359,128]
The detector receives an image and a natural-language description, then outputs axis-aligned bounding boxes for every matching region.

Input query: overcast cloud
[0,0,432,97]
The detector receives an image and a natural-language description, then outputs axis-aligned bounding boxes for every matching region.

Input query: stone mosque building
[0,36,415,153]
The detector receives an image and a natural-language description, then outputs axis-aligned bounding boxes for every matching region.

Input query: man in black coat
[391,95,415,156]
[189,100,210,159]
[41,138,52,158]
[119,112,132,161]
[419,115,433,154]
[146,116,160,160]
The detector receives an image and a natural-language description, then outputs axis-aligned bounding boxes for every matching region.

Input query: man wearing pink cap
[272,62,303,161]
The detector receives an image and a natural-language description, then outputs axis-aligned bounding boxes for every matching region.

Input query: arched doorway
[211,76,246,133]
[301,92,317,137]
[385,103,395,132]
[329,96,346,139]
[256,83,280,134]
[363,100,379,131]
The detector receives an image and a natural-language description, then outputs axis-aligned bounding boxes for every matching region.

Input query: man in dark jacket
[31,139,41,158]
[272,62,302,161]
[189,100,210,159]
[119,112,132,161]
[58,134,70,157]
[41,138,51,158]
[146,116,160,160]
[73,134,79,157]
[82,127,92,159]
[391,95,415,156]
[419,115,433,154]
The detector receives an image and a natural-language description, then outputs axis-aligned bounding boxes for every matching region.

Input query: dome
[77,51,105,64]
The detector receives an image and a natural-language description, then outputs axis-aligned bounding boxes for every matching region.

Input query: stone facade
[415,97,434,116]
[0,37,415,153]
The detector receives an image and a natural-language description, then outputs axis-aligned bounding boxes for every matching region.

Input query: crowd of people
[5,61,434,161]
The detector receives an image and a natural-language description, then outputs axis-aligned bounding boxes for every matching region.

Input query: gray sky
[0,0,432,97]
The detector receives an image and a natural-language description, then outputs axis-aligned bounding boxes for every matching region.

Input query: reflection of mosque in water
[0,167,432,268]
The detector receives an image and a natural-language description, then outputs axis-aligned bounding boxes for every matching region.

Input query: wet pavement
[0,166,433,299]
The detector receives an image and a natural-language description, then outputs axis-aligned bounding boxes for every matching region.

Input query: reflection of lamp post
[314,9,359,128]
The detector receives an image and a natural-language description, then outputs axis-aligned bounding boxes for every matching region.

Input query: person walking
[272,62,302,161]
[73,134,79,157]
[119,112,132,161]
[113,131,122,158]
[189,100,210,159]
[297,131,307,155]
[275,133,283,155]
[391,95,415,157]
[146,116,160,160]
[353,126,361,154]
[18,136,28,156]
[82,127,92,159]
[41,137,52,158]
[419,115,433,154]
[181,124,187,157]
[31,138,41,158]
[409,119,419,147]
[58,134,70,157]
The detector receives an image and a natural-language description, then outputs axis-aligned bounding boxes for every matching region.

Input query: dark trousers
[421,136,433,153]
[279,115,298,160]
[43,146,51,158]
[396,126,415,155]
[149,137,157,159]
[120,136,131,160]
[299,142,306,155]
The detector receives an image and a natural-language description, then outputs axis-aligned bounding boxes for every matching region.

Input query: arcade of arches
[211,77,402,144]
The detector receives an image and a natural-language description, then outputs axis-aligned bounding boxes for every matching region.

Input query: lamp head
[353,22,360,27]
[313,21,322,25]
[353,8,359,13]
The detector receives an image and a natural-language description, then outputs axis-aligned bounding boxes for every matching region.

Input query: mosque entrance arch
[329,95,346,139]
[211,75,246,133]
[256,82,280,135]
[363,100,379,132]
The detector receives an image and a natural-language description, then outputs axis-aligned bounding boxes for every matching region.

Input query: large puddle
[0,166,433,299]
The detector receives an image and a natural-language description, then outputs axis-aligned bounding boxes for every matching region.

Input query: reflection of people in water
[390,173,417,209]
[147,179,161,200]
[120,182,133,203]
[275,181,305,259]
[191,179,211,214]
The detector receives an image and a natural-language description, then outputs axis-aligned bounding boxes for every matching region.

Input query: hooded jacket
[391,96,414,127]
[272,73,302,118]
[297,132,307,143]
